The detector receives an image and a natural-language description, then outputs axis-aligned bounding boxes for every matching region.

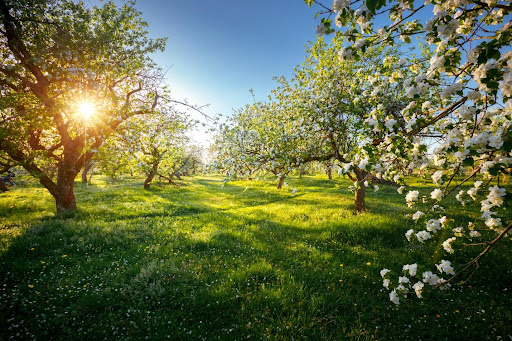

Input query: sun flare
[77,101,96,119]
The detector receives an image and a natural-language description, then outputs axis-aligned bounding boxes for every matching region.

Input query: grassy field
[0,174,510,340]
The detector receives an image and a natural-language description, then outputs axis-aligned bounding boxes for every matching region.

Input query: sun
[77,101,96,119]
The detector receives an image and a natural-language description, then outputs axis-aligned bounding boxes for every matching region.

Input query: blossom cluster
[313,0,512,305]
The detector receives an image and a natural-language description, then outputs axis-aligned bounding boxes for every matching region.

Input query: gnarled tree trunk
[54,161,79,213]
[144,162,158,189]
[55,177,77,212]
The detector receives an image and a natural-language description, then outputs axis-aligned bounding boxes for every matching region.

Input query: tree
[120,111,191,189]
[216,36,432,211]
[0,0,170,212]
[310,0,512,303]
[157,143,205,183]
[95,134,137,181]
[213,99,307,189]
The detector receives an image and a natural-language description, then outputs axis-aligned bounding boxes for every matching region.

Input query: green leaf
[366,0,379,14]
[463,158,474,167]
[305,0,314,7]
[488,165,500,177]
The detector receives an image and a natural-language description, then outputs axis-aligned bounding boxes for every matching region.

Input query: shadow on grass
[0,175,511,340]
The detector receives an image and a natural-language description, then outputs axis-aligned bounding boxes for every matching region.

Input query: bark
[350,168,368,213]
[354,184,366,212]
[144,162,158,189]
[326,166,332,180]
[0,179,9,192]
[277,176,285,189]
[54,164,78,213]
[81,160,93,184]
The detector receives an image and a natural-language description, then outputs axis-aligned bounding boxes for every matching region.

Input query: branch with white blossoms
[308,0,512,304]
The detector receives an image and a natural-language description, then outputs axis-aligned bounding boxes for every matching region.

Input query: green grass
[0,174,510,340]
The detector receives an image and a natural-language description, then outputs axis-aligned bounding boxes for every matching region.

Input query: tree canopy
[309,0,512,304]
[0,0,178,212]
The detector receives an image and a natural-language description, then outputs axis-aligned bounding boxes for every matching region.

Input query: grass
[0,174,510,340]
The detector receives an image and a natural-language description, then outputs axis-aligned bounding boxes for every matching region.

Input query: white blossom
[403,263,418,276]
[412,211,424,221]
[436,260,455,275]
[430,188,443,200]
[380,268,391,277]
[405,190,419,206]
[389,290,400,305]
[442,237,456,253]
[416,230,432,243]
[413,281,424,298]
[432,170,443,184]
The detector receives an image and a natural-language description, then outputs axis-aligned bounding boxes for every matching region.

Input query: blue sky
[122,0,322,144]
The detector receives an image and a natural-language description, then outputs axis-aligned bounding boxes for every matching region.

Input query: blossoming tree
[216,36,435,211]
[213,100,303,188]
[309,0,512,304]
[0,0,173,212]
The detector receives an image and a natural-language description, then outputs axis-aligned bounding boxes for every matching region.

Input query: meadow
[0,174,510,340]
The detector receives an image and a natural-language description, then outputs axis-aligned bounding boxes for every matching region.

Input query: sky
[101,0,323,146]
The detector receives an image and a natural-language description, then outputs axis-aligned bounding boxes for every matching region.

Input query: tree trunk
[354,184,366,212]
[326,166,332,180]
[0,179,9,192]
[277,176,285,189]
[55,165,77,213]
[144,163,158,189]
[81,160,93,184]
[353,169,368,213]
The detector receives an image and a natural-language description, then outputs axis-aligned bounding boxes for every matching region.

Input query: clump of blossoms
[310,0,512,305]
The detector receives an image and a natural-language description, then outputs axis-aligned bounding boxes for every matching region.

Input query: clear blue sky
[121,0,321,143]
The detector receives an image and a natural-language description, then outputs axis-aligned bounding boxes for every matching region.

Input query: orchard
[0,0,510,339]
